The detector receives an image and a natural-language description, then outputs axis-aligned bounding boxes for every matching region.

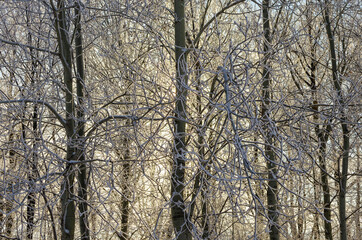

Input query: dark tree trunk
[26,6,38,238]
[321,2,350,240]
[74,2,89,239]
[120,143,131,240]
[171,1,191,239]
[261,1,279,239]
[52,1,76,239]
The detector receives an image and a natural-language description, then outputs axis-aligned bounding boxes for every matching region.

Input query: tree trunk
[26,6,38,238]
[119,132,131,240]
[321,2,350,240]
[171,0,191,239]
[356,150,360,238]
[74,2,89,239]
[53,1,76,239]
[261,1,279,239]
[308,24,333,238]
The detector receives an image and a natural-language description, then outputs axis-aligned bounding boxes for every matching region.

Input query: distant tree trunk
[311,167,321,240]
[356,155,361,238]
[117,115,131,240]
[171,0,191,239]
[26,5,37,238]
[297,184,304,239]
[308,23,333,239]
[187,37,210,239]
[196,68,209,240]
[26,75,37,240]
[289,193,297,239]
[321,2,350,240]
[4,132,15,239]
[261,1,279,239]
[120,136,131,240]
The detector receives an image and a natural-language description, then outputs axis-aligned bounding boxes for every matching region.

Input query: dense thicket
[0,1,360,239]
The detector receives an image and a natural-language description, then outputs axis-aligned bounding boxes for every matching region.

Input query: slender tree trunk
[120,151,130,240]
[318,133,333,240]
[289,193,297,239]
[311,167,321,240]
[201,183,209,240]
[119,128,131,240]
[4,133,15,239]
[321,2,350,240]
[309,27,333,238]
[26,6,38,238]
[297,184,304,239]
[171,1,191,239]
[356,151,361,238]
[187,41,210,239]
[53,1,76,239]
[197,70,209,240]
[261,1,279,239]
[74,2,89,239]
[26,102,37,240]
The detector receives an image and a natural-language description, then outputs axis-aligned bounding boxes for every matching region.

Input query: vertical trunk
[26,6,37,238]
[27,105,37,240]
[356,150,360,238]
[321,2,350,240]
[261,1,279,239]
[308,22,333,238]
[188,44,209,239]
[197,75,209,240]
[289,193,297,238]
[311,167,320,240]
[297,184,304,239]
[254,135,267,239]
[53,0,76,239]
[318,132,332,240]
[201,184,209,240]
[120,133,131,240]
[74,2,89,240]
[4,133,15,239]
[171,0,191,239]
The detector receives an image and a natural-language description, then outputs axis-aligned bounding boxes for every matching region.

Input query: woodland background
[0,0,360,240]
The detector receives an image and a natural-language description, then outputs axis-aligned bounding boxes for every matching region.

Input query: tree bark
[261,1,279,239]
[308,21,333,238]
[74,2,89,239]
[321,2,350,240]
[26,6,37,238]
[171,1,191,239]
[52,0,76,239]
[120,141,131,240]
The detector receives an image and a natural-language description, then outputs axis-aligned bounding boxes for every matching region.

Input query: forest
[0,0,360,239]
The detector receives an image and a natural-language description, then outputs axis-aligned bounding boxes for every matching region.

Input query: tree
[0,1,360,239]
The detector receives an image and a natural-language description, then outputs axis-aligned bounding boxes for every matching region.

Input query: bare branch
[0,99,66,127]
[0,38,59,55]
